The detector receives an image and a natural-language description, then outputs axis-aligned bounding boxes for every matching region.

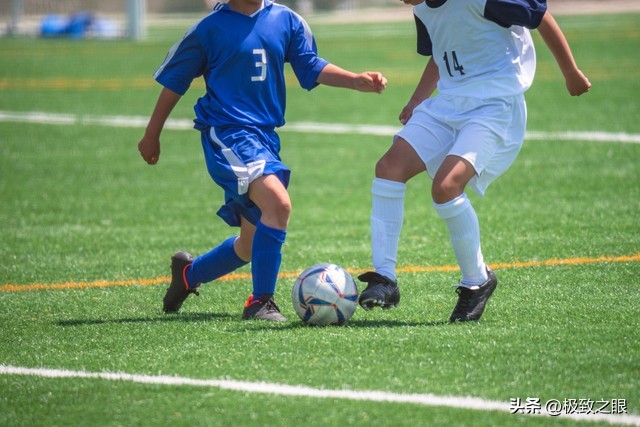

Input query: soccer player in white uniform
[357,0,591,321]
[138,0,387,321]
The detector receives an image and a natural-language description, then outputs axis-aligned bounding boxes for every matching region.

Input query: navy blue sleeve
[484,0,547,29]
[414,14,432,56]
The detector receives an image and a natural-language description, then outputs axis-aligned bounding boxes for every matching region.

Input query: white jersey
[413,0,547,98]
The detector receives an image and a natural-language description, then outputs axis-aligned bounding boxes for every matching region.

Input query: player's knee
[431,179,462,204]
[261,197,291,230]
[375,156,402,180]
[276,198,292,223]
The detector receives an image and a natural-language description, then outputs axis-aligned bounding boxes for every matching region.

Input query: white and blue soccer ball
[292,263,359,326]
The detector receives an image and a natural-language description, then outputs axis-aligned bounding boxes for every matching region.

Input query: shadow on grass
[56,313,451,329]
[56,311,237,327]
[346,319,450,328]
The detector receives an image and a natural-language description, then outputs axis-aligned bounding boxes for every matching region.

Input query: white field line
[1,365,638,425]
[1,110,640,144]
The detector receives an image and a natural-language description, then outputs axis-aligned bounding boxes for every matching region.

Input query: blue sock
[186,236,248,289]
[251,221,286,298]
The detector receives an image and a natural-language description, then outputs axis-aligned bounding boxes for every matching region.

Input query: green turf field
[0,10,639,427]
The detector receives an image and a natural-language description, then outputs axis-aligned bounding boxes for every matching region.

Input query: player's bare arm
[537,12,591,96]
[399,56,439,124]
[138,87,182,165]
[316,64,387,94]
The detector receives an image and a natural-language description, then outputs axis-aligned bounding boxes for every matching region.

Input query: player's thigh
[394,100,456,181]
[431,155,477,203]
[450,96,525,196]
[375,137,427,182]
[451,120,505,178]
[201,126,289,197]
[248,174,291,229]
[201,126,291,228]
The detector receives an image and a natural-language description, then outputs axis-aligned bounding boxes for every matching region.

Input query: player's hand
[354,72,387,94]
[566,69,591,96]
[138,136,160,165]
[399,97,421,125]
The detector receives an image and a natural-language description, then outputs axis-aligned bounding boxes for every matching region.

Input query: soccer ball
[292,263,359,326]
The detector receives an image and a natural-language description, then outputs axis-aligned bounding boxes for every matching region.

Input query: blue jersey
[154,0,329,129]
[414,0,547,98]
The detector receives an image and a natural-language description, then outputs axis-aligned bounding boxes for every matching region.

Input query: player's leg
[163,222,252,313]
[430,94,526,322]
[184,218,253,287]
[358,137,426,310]
[432,155,489,286]
[433,154,497,323]
[164,125,265,314]
[359,96,457,310]
[374,137,427,279]
[375,136,428,183]
[241,174,290,321]
[438,92,526,322]
[234,216,256,261]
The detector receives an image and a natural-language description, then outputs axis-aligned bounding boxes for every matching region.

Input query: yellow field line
[1,254,638,293]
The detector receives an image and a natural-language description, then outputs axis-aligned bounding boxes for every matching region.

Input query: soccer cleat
[242,295,287,322]
[163,251,199,313]
[449,267,498,322]
[357,272,400,310]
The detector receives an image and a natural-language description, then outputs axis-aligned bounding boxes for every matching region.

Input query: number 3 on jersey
[252,49,267,82]
[443,50,465,77]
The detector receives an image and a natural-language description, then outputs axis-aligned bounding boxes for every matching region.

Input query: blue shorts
[201,126,290,227]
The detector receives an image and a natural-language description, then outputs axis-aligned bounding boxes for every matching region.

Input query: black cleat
[242,295,286,322]
[163,251,198,313]
[357,272,400,310]
[449,267,498,322]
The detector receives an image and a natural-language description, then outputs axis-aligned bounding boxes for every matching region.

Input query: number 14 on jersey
[443,50,465,77]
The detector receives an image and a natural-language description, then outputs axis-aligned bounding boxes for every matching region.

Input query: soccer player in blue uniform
[138,0,387,321]
[357,0,591,321]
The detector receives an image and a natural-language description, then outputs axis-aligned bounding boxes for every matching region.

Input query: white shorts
[396,93,527,196]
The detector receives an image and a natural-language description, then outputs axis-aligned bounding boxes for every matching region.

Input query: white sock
[371,178,406,281]
[433,193,488,286]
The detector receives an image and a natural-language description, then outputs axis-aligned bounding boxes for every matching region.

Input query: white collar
[250,1,266,17]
